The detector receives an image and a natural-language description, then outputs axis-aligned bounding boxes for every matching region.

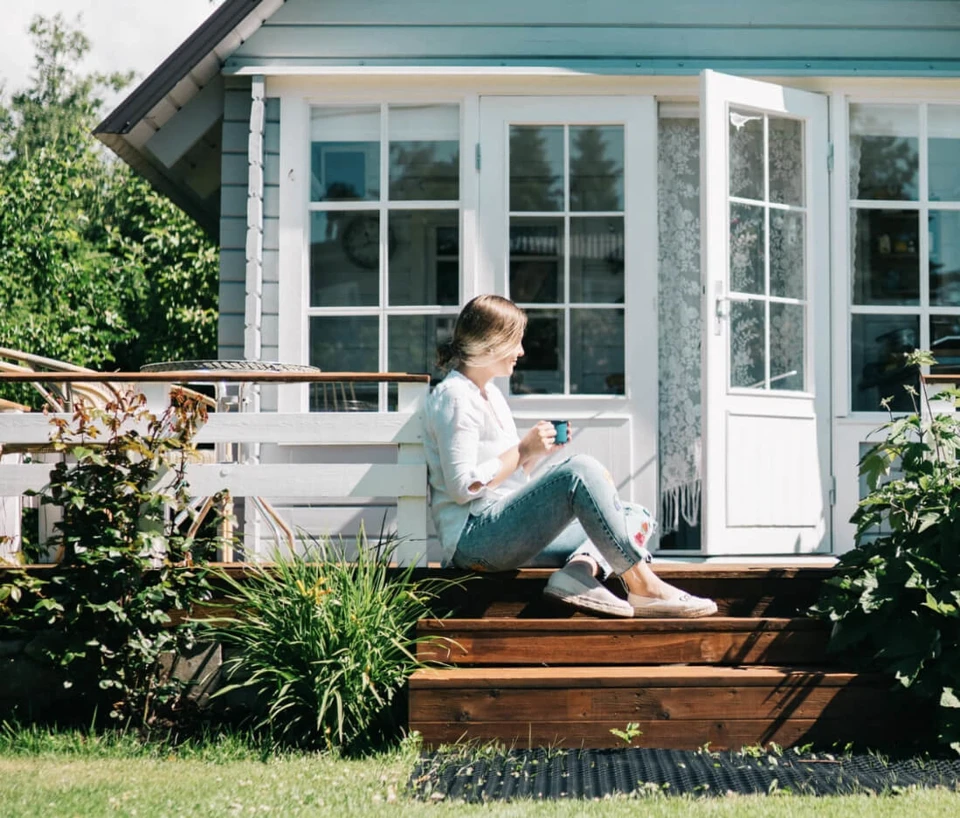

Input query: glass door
[700,70,831,554]
[478,97,658,509]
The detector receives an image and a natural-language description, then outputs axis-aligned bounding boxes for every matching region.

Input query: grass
[1,726,960,817]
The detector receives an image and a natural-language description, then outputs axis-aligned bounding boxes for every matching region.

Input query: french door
[477,97,659,507]
[700,70,832,554]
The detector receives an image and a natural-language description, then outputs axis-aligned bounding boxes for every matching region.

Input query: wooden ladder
[409,564,913,751]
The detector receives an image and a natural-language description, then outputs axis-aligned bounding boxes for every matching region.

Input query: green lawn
[1,729,959,817]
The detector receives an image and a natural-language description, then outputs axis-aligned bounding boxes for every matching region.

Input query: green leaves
[203,536,460,754]
[813,352,960,754]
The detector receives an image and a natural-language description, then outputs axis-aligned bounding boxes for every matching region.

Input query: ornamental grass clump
[205,535,454,754]
[814,350,960,753]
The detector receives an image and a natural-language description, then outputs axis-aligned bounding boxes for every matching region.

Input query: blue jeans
[451,454,654,577]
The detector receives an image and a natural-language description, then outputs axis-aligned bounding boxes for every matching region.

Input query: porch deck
[0,372,909,752]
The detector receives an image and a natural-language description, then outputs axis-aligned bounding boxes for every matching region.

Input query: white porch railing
[0,371,431,566]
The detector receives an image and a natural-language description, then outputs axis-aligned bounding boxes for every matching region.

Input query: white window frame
[276,86,480,413]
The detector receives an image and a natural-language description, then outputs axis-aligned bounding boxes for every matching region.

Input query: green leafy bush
[814,350,960,752]
[0,388,218,727]
[204,537,454,754]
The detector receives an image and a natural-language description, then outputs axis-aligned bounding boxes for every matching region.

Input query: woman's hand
[519,420,565,465]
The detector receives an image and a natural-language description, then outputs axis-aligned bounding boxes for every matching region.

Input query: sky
[0,1,225,111]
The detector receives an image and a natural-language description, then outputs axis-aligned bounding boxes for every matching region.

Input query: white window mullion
[919,103,932,356]
[763,113,771,389]
[563,124,571,396]
[379,102,390,408]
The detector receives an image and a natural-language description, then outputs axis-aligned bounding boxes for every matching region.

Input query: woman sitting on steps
[423,294,717,618]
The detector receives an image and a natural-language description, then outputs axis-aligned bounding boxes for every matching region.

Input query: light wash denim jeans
[451,454,655,577]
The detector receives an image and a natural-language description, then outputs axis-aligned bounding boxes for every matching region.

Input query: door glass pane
[929,105,960,203]
[310,106,380,202]
[769,117,804,206]
[729,108,764,201]
[851,314,919,411]
[309,316,379,411]
[569,126,624,212]
[570,217,624,303]
[511,309,563,394]
[851,209,919,306]
[849,103,919,201]
[570,309,624,394]
[770,210,805,299]
[388,104,460,201]
[509,217,563,303]
[388,210,459,306]
[730,203,765,295]
[509,126,563,211]
[770,303,804,391]
[310,212,379,307]
[930,210,960,307]
[730,299,766,389]
[931,315,960,376]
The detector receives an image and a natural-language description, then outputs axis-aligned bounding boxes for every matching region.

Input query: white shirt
[423,370,529,564]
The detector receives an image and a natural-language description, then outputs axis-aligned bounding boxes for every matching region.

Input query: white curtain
[657,118,702,534]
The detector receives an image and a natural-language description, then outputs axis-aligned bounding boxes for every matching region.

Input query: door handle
[714,280,728,336]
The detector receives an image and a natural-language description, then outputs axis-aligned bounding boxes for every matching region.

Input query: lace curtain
[657,118,702,534]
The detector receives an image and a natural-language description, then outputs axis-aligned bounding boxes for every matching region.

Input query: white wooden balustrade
[0,372,431,566]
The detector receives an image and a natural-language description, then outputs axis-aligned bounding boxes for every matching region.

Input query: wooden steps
[408,564,914,751]
[417,617,831,666]
[409,665,904,750]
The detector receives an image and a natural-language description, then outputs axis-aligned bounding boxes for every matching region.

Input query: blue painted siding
[218,80,281,360]
[228,0,960,74]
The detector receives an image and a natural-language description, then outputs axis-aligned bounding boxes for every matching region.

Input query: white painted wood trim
[244,75,266,363]
[186,463,426,499]
[395,381,429,565]
[277,93,310,413]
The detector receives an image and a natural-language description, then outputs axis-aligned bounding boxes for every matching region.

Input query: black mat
[410,747,960,800]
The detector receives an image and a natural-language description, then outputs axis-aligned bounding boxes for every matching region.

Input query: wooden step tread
[410,665,878,688]
[417,617,830,666]
[418,616,826,632]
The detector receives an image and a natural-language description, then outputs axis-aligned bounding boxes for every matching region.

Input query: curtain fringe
[659,480,701,535]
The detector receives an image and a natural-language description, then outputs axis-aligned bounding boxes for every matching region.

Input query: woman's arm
[481,421,559,488]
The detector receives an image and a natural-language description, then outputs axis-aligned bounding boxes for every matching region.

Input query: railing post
[396,381,429,566]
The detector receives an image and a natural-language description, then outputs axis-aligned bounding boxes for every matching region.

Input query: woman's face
[491,340,524,377]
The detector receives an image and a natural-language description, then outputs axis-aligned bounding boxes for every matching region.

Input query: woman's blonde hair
[437,295,527,372]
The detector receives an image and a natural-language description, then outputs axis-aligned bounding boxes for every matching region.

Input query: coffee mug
[551,420,569,445]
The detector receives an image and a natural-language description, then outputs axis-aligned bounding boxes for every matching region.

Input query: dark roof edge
[94,0,266,136]
[97,132,220,238]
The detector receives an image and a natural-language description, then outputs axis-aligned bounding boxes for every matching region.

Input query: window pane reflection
[388,211,459,306]
[570,309,624,394]
[930,210,960,306]
[310,106,380,202]
[849,103,919,201]
[931,315,960,377]
[770,303,805,391]
[310,212,379,307]
[729,108,764,201]
[388,314,455,388]
[511,309,563,394]
[769,116,804,207]
[510,218,563,303]
[851,209,919,306]
[510,126,563,212]
[930,105,960,203]
[569,126,624,212]
[851,314,919,412]
[570,217,624,303]
[388,105,460,201]
[730,203,765,295]
[730,299,766,389]
[309,316,379,411]
[770,210,804,300]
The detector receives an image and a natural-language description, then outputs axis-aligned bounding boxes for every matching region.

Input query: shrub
[814,350,960,752]
[0,388,219,727]
[203,535,455,754]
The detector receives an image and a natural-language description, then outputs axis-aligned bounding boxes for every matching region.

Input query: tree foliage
[0,14,217,397]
